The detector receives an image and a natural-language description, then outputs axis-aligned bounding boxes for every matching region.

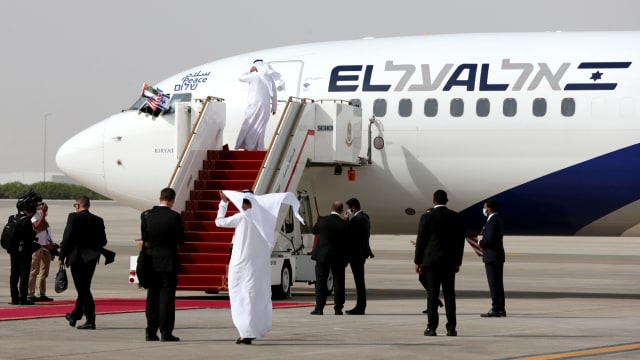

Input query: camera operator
[27,201,55,302]
[9,191,40,305]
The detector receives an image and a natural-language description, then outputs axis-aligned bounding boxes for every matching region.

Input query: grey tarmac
[0,200,638,359]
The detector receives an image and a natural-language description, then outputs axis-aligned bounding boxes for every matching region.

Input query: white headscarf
[222,190,304,248]
[253,60,284,92]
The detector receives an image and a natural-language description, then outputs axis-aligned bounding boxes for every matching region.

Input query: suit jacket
[60,210,108,266]
[311,213,349,265]
[141,206,185,273]
[414,206,465,271]
[347,211,373,263]
[480,213,505,263]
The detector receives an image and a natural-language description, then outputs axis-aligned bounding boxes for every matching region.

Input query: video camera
[50,243,61,260]
[16,189,43,213]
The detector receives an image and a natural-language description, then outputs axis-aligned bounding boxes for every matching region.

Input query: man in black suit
[59,196,108,330]
[344,198,374,315]
[310,201,349,315]
[8,200,38,305]
[141,188,185,342]
[479,199,506,318]
[414,190,465,336]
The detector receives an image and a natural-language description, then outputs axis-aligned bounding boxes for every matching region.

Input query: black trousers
[348,259,367,310]
[9,253,31,302]
[418,271,429,308]
[419,271,444,310]
[425,267,457,331]
[70,258,98,322]
[314,260,346,311]
[484,261,506,312]
[146,272,178,336]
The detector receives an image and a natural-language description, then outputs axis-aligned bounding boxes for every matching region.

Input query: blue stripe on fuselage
[460,143,640,236]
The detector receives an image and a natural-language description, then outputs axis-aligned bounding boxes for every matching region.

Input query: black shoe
[422,308,429,314]
[19,299,35,305]
[36,296,54,302]
[235,337,254,344]
[499,310,507,317]
[145,330,160,341]
[481,310,504,318]
[64,313,77,327]
[27,296,38,302]
[424,328,437,336]
[9,300,19,305]
[334,309,343,315]
[161,334,180,342]
[447,329,457,336]
[345,308,365,315]
[76,322,96,330]
[310,309,323,315]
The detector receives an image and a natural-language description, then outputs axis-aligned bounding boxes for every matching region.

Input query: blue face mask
[482,208,488,217]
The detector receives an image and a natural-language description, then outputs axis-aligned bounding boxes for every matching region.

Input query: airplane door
[263,60,304,140]
[267,60,304,101]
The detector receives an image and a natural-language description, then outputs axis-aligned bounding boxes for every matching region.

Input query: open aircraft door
[267,60,304,100]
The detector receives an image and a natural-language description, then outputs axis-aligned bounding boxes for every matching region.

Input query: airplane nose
[56,121,106,194]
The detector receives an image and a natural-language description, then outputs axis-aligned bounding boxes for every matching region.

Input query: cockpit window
[129,96,147,111]
[127,93,192,115]
[166,93,192,113]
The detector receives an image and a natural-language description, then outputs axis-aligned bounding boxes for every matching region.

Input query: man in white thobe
[235,60,278,151]
[215,190,303,344]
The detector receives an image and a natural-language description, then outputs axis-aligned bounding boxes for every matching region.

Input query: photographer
[27,201,56,302]
[9,190,40,305]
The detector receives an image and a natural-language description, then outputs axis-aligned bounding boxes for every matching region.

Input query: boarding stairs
[168,96,363,293]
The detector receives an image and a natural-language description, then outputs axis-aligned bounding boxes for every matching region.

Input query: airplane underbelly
[301,128,640,236]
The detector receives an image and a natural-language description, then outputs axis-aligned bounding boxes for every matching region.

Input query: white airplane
[57,31,640,238]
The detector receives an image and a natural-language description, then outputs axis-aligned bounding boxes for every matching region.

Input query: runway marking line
[511,342,640,359]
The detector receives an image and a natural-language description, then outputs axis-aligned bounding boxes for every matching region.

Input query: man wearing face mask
[344,198,374,315]
[479,199,506,317]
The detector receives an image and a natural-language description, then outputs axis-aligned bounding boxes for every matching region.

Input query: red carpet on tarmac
[0,298,315,321]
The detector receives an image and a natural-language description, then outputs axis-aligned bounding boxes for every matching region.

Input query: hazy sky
[1,0,638,183]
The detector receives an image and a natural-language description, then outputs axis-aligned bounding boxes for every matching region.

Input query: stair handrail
[168,96,226,213]
[253,96,310,194]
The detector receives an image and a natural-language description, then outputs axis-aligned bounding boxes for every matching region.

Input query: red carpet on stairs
[0,298,315,321]
[178,149,267,292]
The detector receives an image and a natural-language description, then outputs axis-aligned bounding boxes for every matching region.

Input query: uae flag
[141,83,159,98]
[141,83,170,111]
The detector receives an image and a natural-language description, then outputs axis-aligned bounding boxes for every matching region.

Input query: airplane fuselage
[56,31,640,236]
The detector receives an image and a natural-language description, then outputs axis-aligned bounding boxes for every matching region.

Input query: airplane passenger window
[373,99,387,117]
[424,98,438,117]
[503,98,517,117]
[533,98,547,117]
[399,99,412,117]
[450,99,464,117]
[561,98,575,117]
[476,98,490,117]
